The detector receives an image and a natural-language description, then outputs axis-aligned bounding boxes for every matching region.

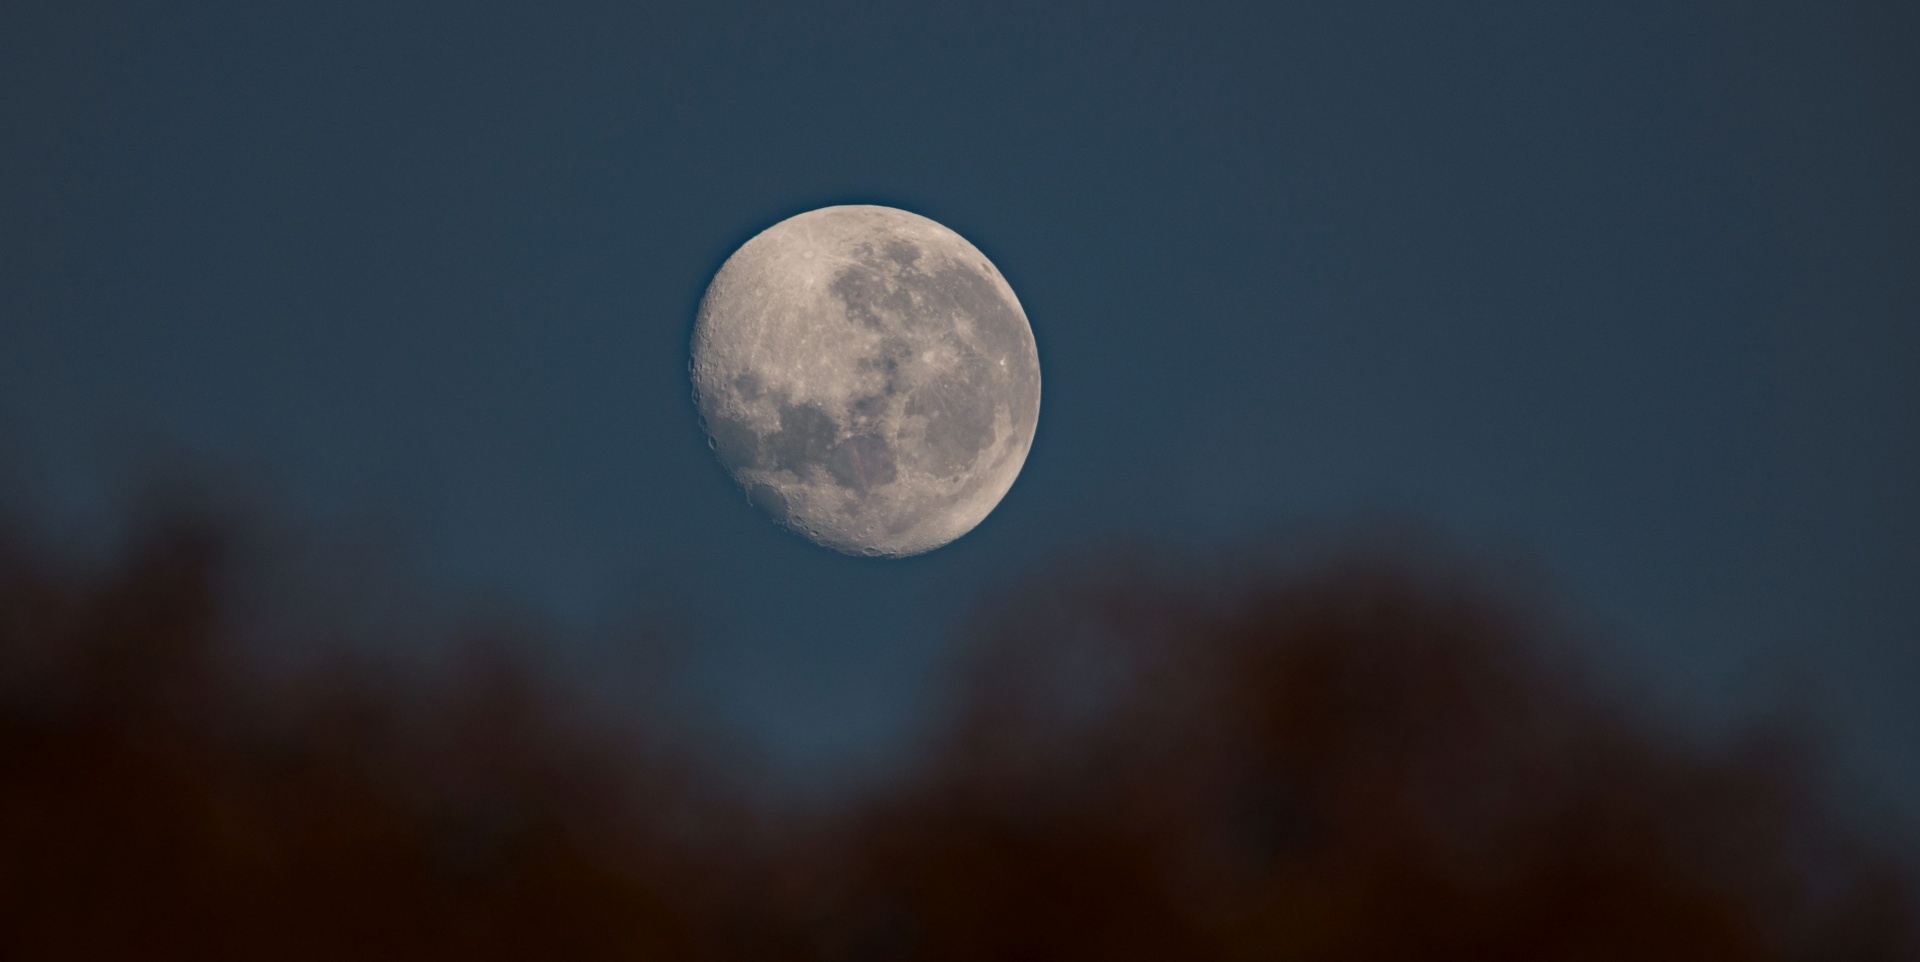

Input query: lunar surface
[691,205,1041,557]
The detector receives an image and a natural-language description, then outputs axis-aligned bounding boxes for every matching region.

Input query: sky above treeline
[2,0,1916,820]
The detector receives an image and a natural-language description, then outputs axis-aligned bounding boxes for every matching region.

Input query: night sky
[3,0,1916,819]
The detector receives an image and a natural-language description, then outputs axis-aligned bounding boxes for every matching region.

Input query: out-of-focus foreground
[0,511,1912,960]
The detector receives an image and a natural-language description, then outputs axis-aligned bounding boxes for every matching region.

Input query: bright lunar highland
[691,205,1041,557]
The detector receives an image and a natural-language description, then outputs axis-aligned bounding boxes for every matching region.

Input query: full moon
[691,205,1041,557]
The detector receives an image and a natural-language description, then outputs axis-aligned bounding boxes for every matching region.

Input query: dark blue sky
[3,1,1915,810]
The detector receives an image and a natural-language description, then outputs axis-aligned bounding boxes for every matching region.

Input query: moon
[691,205,1041,557]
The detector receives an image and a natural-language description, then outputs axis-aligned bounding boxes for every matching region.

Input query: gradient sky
[3,1,1915,813]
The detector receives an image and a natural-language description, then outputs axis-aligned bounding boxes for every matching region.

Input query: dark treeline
[0,510,1912,960]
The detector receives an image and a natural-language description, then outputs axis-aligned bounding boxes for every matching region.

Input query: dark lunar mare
[825,257,1039,484]
[828,434,897,493]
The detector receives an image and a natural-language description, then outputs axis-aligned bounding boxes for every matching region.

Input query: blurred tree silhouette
[0,513,1911,960]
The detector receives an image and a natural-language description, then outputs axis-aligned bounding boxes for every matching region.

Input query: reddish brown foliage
[0,518,1911,960]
